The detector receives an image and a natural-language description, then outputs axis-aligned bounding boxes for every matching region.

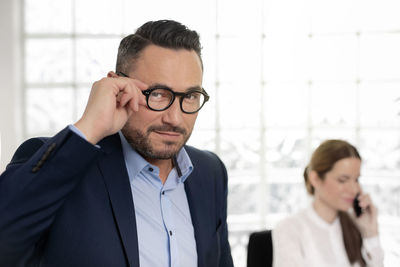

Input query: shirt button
[149,167,154,172]
[162,191,165,195]
[169,230,173,236]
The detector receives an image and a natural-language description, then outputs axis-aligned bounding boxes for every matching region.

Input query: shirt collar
[306,204,340,230]
[118,132,193,183]
[173,145,193,182]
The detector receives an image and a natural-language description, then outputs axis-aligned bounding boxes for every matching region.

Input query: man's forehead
[131,46,202,83]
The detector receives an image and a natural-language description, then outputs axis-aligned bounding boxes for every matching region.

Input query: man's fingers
[116,91,124,104]
[132,78,149,91]
[113,74,148,91]
[112,76,142,100]
[111,76,148,92]
[124,78,148,107]
[119,92,134,109]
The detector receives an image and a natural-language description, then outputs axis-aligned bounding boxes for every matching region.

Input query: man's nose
[162,99,183,125]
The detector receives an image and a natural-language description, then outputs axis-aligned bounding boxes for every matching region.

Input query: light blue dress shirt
[119,132,198,267]
[68,125,198,267]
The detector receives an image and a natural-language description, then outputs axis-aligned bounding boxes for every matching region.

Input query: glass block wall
[22,0,400,266]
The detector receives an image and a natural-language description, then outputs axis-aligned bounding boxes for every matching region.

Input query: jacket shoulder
[184,145,227,181]
[184,145,221,164]
[9,137,49,166]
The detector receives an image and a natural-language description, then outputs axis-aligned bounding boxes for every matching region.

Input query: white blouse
[272,206,384,267]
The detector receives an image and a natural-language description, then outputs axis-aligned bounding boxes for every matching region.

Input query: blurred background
[1,0,399,266]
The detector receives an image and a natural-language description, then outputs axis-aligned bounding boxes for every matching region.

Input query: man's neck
[147,158,174,184]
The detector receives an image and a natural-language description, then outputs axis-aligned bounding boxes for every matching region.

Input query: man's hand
[74,75,148,144]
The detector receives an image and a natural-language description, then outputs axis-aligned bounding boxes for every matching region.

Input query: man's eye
[150,92,162,97]
[185,93,199,100]
[150,91,169,99]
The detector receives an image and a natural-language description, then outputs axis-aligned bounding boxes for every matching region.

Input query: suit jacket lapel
[185,165,211,267]
[97,134,139,267]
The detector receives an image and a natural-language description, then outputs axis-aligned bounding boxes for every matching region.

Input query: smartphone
[353,194,362,217]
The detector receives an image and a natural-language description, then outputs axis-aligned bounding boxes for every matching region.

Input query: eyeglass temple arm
[116,71,129,78]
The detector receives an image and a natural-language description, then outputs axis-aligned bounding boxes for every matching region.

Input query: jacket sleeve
[0,127,101,266]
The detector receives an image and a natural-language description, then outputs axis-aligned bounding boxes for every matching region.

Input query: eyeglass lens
[148,88,205,113]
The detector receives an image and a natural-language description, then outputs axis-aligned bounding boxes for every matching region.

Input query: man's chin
[139,143,184,160]
[141,150,179,160]
[122,128,191,160]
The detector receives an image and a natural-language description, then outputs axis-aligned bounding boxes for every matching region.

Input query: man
[0,20,233,267]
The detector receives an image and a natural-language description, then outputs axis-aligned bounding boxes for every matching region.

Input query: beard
[121,123,191,160]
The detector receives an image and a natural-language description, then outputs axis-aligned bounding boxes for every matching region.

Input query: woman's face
[314,157,362,212]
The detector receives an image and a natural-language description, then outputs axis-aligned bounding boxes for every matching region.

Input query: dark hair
[303,139,366,267]
[115,20,203,73]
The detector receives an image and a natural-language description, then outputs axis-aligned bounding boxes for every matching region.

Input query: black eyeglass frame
[116,71,210,114]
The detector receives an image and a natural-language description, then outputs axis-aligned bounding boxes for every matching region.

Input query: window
[23,0,400,266]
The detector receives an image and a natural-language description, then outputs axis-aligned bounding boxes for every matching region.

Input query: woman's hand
[353,193,379,238]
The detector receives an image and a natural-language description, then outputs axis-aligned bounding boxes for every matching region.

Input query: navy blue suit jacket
[0,127,233,267]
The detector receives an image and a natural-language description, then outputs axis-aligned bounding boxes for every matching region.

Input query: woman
[272,140,384,267]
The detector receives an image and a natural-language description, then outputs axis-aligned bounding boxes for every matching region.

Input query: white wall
[0,0,22,172]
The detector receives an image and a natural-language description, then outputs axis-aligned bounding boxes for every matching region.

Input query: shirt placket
[160,182,179,267]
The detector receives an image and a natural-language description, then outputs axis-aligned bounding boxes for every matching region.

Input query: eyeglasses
[116,71,209,114]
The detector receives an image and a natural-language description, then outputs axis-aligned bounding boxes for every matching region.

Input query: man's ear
[308,170,321,189]
[107,71,118,78]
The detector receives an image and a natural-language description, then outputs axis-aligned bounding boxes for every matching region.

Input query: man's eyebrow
[186,85,203,92]
[148,83,203,92]
[147,83,170,89]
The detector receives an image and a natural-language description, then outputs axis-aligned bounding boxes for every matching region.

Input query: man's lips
[154,131,181,136]
[147,125,186,135]
[153,131,182,141]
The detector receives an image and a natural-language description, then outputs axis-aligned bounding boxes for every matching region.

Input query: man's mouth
[152,130,183,142]
[148,125,187,135]
[154,130,181,136]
